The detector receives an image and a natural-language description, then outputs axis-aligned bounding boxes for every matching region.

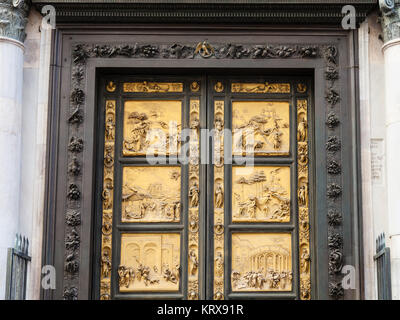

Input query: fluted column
[0,0,30,299]
[380,0,400,300]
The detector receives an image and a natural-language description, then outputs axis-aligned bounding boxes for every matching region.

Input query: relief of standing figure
[215,184,224,208]
[189,183,199,207]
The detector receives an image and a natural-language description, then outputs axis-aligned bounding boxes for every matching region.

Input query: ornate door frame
[42,25,362,300]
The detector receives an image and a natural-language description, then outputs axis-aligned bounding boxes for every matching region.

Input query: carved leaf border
[63,41,342,300]
[323,45,344,300]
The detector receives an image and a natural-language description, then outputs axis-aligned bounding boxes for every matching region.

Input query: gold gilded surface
[123,100,182,156]
[232,166,291,223]
[231,233,292,292]
[106,81,116,92]
[188,99,200,299]
[214,81,224,93]
[190,82,200,92]
[232,101,290,156]
[122,166,181,223]
[232,82,290,94]
[123,82,183,93]
[297,83,307,93]
[119,233,181,292]
[100,100,116,300]
[213,100,225,300]
[297,99,311,300]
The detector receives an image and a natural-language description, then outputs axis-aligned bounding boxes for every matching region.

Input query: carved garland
[63,51,86,301]
[63,41,340,300]
[324,45,344,300]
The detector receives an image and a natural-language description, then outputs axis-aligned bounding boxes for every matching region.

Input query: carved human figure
[214,117,224,132]
[297,118,307,142]
[189,183,199,207]
[272,131,282,150]
[173,264,181,281]
[298,144,308,166]
[125,116,149,152]
[104,146,114,167]
[247,196,257,219]
[174,202,181,221]
[102,187,112,210]
[190,81,200,92]
[105,115,115,140]
[139,202,147,219]
[163,266,178,284]
[215,252,224,277]
[231,270,241,288]
[300,248,310,274]
[165,204,174,219]
[118,266,126,287]
[215,184,224,208]
[214,82,224,92]
[189,250,198,276]
[298,184,308,207]
[190,117,199,130]
[101,251,112,278]
[256,271,265,289]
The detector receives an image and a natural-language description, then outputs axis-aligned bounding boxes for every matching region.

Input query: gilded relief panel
[232,101,290,156]
[297,99,311,300]
[123,82,183,93]
[122,166,181,223]
[100,100,116,300]
[123,100,182,156]
[231,83,290,94]
[231,233,292,292]
[119,233,181,292]
[232,166,291,223]
[213,100,225,300]
[188,98,200,300]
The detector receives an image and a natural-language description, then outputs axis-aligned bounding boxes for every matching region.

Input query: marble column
[380,0,400,300]
[0,0,30,299]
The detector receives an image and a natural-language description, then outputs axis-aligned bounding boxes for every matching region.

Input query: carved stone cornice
[379,0,400,43]
[0,0,31,43]
[32,0,376,25]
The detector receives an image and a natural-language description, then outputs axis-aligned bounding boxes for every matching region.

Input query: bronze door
[96,74,312,300]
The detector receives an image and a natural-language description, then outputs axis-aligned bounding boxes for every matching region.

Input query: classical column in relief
[0,0,30,299]
[380,0,400,300]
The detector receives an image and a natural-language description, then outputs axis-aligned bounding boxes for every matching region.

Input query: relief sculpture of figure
[215,184,224,208]
[300,248,310,274]
[102,187,112,210]
[214,117,224,132]
[101,251,112,278]
[189,183,199,207]
[272,131,283,150]
[118,265,135,288]
[174,202,181,221]
[137,263,160,286]
[215,252,224,277]
[297,118,307,142]
[163,265,180,284]
[105,115,115,140]
[189,250,199,276]
[246,196,257,219]
[298,184,308,207]
[124,112,150,152]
